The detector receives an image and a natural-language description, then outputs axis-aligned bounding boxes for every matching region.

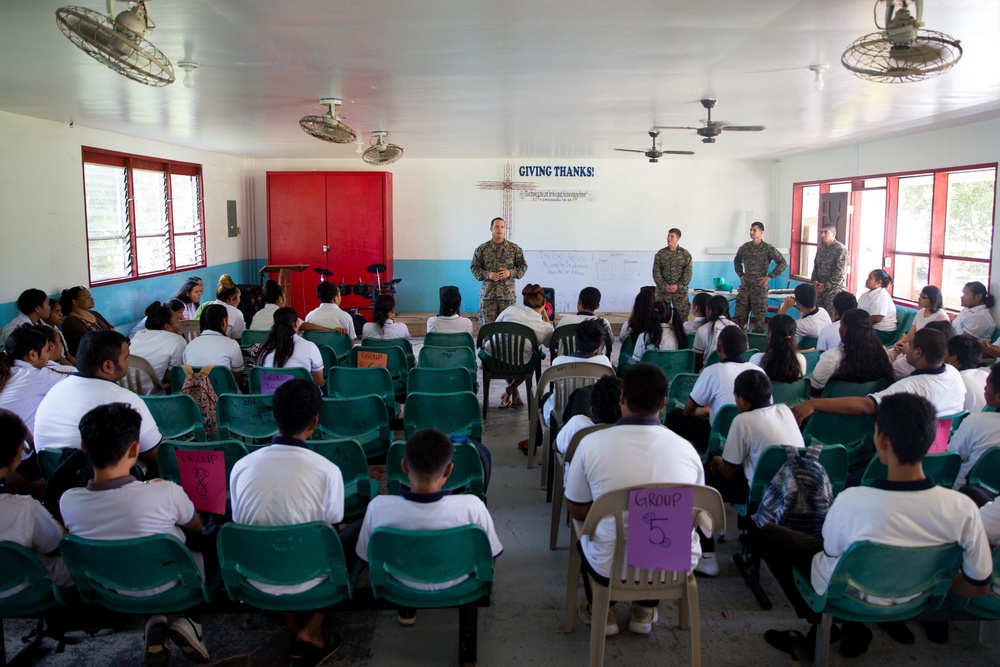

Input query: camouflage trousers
[817,286,843,318]
[479,298,515,325]
[655,288,691,324]
[734,285,769,333]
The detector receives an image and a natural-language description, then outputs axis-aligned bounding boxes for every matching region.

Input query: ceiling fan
[655,99,765,144]
[614,130,694,162]
[299,97,357,144]
[362,130,404,165]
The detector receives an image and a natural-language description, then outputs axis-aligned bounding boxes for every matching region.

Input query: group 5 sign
[626,486,694,572]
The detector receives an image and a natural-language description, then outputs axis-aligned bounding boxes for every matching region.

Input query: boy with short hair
[59,403,207,666]
[356,429,503,626]
[542,319,613,426]
[554,374,623,476]
[816,291,858,352]
[945,335,989,413]
[556,287,614,343]
[304,282,355,339]
[777,283,831,346]
[948,364,1000,489]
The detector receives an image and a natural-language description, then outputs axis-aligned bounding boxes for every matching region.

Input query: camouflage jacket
[810,240,847,291]
[652,245,693,290]
[470,238,528,301]
[734,241,787,282]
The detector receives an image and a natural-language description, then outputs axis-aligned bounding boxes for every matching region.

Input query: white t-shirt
[0,314,33,348]
[683,317,705,336]
[913,308,951,331]
[211,299,246,340]
[0,493,71,590]
[426,314,474,336]
[870,365,967,418]
[749,351,808,378]
[810,481,992,598]
[181,330,245,373]
[565,421,705,578]
[248,303,280,331]
[555,314,614,349]
[128,329,186,388]
[230,441,345,594]
[981,499,1000,545]
[722,404,805,482]
[0,360,67,435]
[891,354,915,381]
[959,368,990,414]
[555,414,597,478]
[34,375,162,453]
[816,321,841,352]
[693,317,738,357]
[306,303,357,339]
[631,325,681,362]
[355,492,503,590]
[857,287,896,332]
[362,319,411,341]
[952,305,996,342]
[261,335,324,372]
[495,306,554,349]
[542,356,614,426]
[794,309,832,342]
[688,359,766,423]
[947,412,1000,488]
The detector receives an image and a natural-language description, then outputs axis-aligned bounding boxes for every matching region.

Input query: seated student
[891,319,954,380]
[34,330,162,466]
[542,320,614,427]
[59,286,113,357]
[683,292,709,336]
[229,380,348,665]
[892,286,950,356]
[305,282,357,338]
[43,298,74,366]
[362,295,411,341]
[566,363,707,636]
[793,328,967,428]
[982,498,1000,544]
[630,300,687,363]
[667,325,765,453]
[355,428,503,627]
[809,309,894,394]
[0,326,67,436]
[0,409,71,588]
[170,277,204,322]
[856,269,897,333]
[816,291,857,352]
[36,325,75,374]
[953,281,996,342]
[181,304,245,384]
[760,394,991,659]
[1,289,50,347]
[129,298,186,339]
[206,275,246,341]
[555,287,614,342]
[492,284,554,409]
[707,370,804,504]
[60,403,208,665]
[128,302,187,391]
[692,295,738,370]
[426,286,474,336]
[554,375,623,475]
[948,364,1000,489]
[248,280,332,334]
[776,283,831,347]
[255,307,325,387]
[945,335,989,413]
[749,314,807,382]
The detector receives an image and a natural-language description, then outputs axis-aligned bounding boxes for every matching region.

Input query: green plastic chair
[0,541,73,617]
[240,330,270,346]
[703,350,720,367]
[797,335,818,350]
[385,441,485,499]
[316,395,392,460]
[943,410,970,439]
[686,332,695,348]
[360,337,415,368]
[860,451,961,488]
[367,525,494,608]
[770,378,811,406]
[169,365,240,396]
[705,404,740,459]
[639,349,695,382]
[217,522,356,611]
[616,336,636,377]
[818,445,850,497]
[352,345,409,401]
[803,379,887,466]
[317,345,338,378]
[140,394,207,441]
[156,438,247,487]
[950,547,1000,619]
[403,391,482,440]
[216,393,278,442]
[667,373,699,411]
[875,307,913,347]
[476,322,542,420]
[407,367,475,396]
[327,366,399,418]
[249,366,313,393]
[964,445,1000,494]
[302,330,355,366]
[418,345,478,392]
[549,324,578,361]
[746,332,769,352]
[802,350,823,376]
[60,534,217,613]
[36,448,67,481]
[305,439,379,520]
[424,331,475,351]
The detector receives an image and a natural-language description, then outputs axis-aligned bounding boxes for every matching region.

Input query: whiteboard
[515,250,656,313]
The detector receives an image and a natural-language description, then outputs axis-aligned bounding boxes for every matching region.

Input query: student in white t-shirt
[255,307,325,387]
[0,289,50,349]
[426,286,474,336]
[948,364,1000,488]
[542,320,614,427]
[249,280,336,336]
[776,283,831,347]
[749,314,807,382]
[856,269,897,333]
[554,375,623,478]
[683,292,708,336]
[492,284,554,408]
[170,277,204,323]
[945,335,990,413]
[760,393,992,658]
[0,325,67,437]
[629,300,687,363]
[892,286,951,356]
[816,292,857,352]
[356,428,503,627]
[305,282,356,338]
[206,275,246,340]
[129,298,186,339]
[809,309,895,394]
[953,281,997,342]
[692,295,738,371]
[42,298,74,367]
[555,287,614,347]
[890,319,954,380]
[182,304,246,384]
[127,301,187,390]
[362,294,411,341]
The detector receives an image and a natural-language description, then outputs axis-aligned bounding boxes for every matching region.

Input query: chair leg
[545,445,556,502]
[481,373,489,420]
[687,577,701,667]
[564,533,582,632]
[458,603,478,665]
[589,584,610,667]
[549,474,564,550]
[814,614,832,667]
[539,427,550,488]
[733,525,773,610]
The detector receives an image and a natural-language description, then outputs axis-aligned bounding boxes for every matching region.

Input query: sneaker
[168,616,210,663]
[578,598,619,636]
[144,615,170,667]
[694,552,720,577]
[397,608,417,626]
[628,605,659,634]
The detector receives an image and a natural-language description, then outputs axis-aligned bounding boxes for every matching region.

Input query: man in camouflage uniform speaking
[652,227,693,323]
[733,221,787,333]
[811,223,847,316]
[470,217,528,324]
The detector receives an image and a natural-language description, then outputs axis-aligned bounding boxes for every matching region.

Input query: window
[82,148,206,284]
[790,165,997,310]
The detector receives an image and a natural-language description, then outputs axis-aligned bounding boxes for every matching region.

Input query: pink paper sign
[259,371,294,394]
[175,449,227,515]
[356,351,388,368]
[626,487,694,572]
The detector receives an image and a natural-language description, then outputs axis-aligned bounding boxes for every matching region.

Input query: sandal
[498,391,512,409]
[510,392,525,408]
[300,631,343,667]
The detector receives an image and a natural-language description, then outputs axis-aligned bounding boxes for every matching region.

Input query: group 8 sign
[626,487,694,572]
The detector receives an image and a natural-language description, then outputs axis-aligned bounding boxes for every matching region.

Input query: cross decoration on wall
[477,162,537,237]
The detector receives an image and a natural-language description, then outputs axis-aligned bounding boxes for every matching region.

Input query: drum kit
[313,263,402,311]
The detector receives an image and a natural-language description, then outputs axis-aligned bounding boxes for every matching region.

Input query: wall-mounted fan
[299,98,357,144]
[841,0,962,83]
[362,131,404,165]
[55,0,174,86]
[614,130,694,162]
[655,99,765,144]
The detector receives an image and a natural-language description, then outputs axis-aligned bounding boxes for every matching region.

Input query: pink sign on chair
[929,419,952,454]
[260,371,294,394]
[175,449,227,515]
[626,486,694,572]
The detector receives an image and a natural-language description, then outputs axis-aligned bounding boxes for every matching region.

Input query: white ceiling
[2,0,999,161]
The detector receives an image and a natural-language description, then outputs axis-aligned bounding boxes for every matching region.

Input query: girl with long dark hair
[362,295,411,340]
[0,325,67,434]
[809,308,893,394]
[257,307,324,386]
[631,300,688,362]
[749,314,806,382]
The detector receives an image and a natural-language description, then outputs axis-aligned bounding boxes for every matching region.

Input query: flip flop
[499,392,512,409]
[510,391,525,408]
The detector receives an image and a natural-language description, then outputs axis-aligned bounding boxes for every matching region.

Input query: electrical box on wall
[227,200,239,237]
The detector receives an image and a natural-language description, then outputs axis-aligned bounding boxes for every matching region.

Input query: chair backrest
[797,336,818,350]
[216,393,278,441]
[817,444,850,497]
[385,440,485,498]
[169,365,239,396]
[36,448,65,481]
[533,362,616,432]
[328,366,398,417]
[0,541,68,615]
[317,345,337,376]
[745,446,790,506]
[616,336,636,377]
[360,337,415,366]
[709,404,740,441]
[352,345,409,393]
[550,324,578,360]
[240,330,270,346]
[60,534,214,612]
[476,322,541,374]
[139,394,207,441]
[118,354,164,395]
[156,439,248,488]
[639,349,696,381]
[217,522,353,610]
[177,319,201,342]
[770,378,811,406]
[667,373,699,410]
[302,330,355,365]
[306,438,377,519]
[561,424,615,467]
[821,379,888,398]
[703,350,720,367]
[896,308,916,340]
[860,451,962,488]
[404,391,482,440]
[407,367,474,396]
[746,332,769,353]
[417,345,478,375]
[424,331,475,350]
[316,394,391,460]
[249,366,313,393]
[802,350,823,376]
[967,445,1000,495]
[367,525,494,606]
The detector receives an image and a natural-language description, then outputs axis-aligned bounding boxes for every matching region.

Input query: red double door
[266,171,393,318]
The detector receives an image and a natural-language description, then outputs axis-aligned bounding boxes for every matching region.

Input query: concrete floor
[5,334,1000,666]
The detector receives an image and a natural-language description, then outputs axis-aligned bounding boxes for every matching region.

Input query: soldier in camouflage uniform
[733,221,787,333]
[470,217,528,324]
[652,227,693,323]
[811,223,847,316]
